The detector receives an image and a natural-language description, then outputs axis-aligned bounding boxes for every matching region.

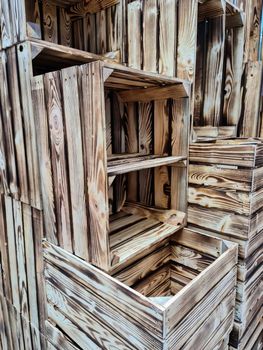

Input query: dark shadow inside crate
[112,232,217,300]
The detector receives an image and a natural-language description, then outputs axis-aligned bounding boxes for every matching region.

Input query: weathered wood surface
[43,227,237,348]
[190,139,263,167]
[0,195,44,346]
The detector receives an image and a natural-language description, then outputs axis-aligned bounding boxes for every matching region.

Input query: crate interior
[112,228,219,302]
[25,0,122,57]
[103,75,188,269]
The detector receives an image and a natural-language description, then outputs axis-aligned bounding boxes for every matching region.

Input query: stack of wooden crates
[189,139,263,350]
[0,0,255,349]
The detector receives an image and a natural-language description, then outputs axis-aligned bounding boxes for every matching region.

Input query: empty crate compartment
[32,60,190,272]
[43,228,238,350]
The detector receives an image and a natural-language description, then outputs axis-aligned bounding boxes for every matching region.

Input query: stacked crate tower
[1,0,261,349]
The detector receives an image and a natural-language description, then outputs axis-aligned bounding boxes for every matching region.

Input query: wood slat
[61,66,89,260]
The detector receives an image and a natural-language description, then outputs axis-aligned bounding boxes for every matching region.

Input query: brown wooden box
[43,228,238,350]
[31,60,190,273]
[189,139,263,349]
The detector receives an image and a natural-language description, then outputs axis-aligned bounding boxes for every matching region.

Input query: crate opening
[112,229,219,300]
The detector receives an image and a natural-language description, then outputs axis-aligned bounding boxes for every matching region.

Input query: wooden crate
[188,138,263,349]
[31,59,190,273]
[43,228,238,350]
[0,194,46,347]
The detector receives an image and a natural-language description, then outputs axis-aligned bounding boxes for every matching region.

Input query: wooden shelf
[107,154,186,176]
[29,39,190,99]
[198,0,244,28]
[109,203,186,270]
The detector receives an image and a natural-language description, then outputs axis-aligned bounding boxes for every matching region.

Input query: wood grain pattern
[79,62,109,270]
[154,100,169,208]
[58,7,72,47]
[159,0,176,76]
[222,26,244,127]
[240,61,263,137]
[42,0,58,43]
[203,16,225,126]
[17,42,41,209]
[177,0,198,83]
[6,47,28,204]
[0,51,18,199]
[171,99,189,213]
[31,75,57,245]
[127,0,142,69]
[61,66,89,260]
[44,71,73,252]
[138,102,153,206]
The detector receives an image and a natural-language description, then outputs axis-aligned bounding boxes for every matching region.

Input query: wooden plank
[194,21,206,125]
[142,0,157,73]
[83,13,96,53]
[127,0,142,69]
[42,0,58,43]
[106,3,122,55]
[222,27,244,126]
[108,155,185,175]
[248,0,262,61]
[6,47,29,203]
[164,243,237,335]
[17,42,41,209]
[72,19,84,51]
[110,92,126,212]
[69,0,120,16]
[0,196,12,301]
[124,103,138,201]
[13,200,32,350]
[58,7,72,47]
[189,141,262,167]
[61,66,89,260]
[188,186,252,215]
[44,71,73,252]
[0,102,8,195]
[138,102,153,206]
[113,244,171,285]
[188,164,254,192]
[96,10,107,54]
[177,0,198,83]
[0,51,18,198]
[154,100,169,208]
[22,203,41,349]
[0,0,13,48]
[171,99,189,213]
[240,61,262,137]
[31,75,57,245]
[193,125,237,139]
[32,208,47,342]
[203,16,225,126]
[171,243,215,272]
[110,222,182,269]
[119,84,190,103]
[79,62,109,270]
[4,196,20,311]
[159,0,176,76]
[188,205,263,240]
[45,321,80,350]
[171,228,223,258]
